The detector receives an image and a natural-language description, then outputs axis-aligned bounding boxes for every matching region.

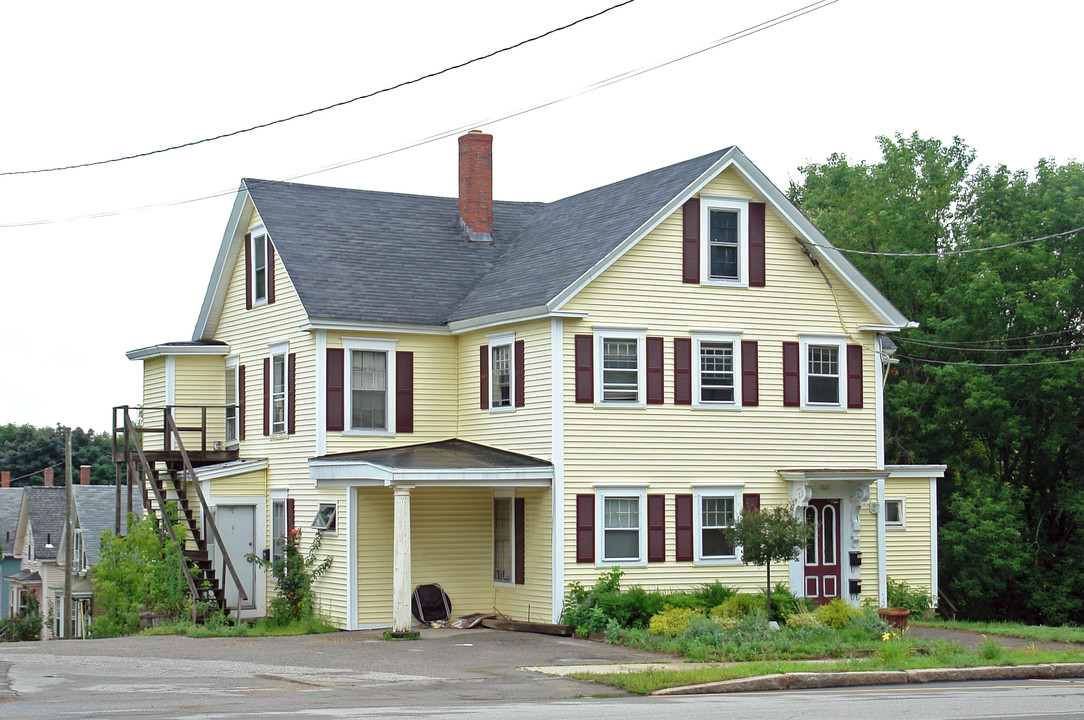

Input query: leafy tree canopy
[791,133,1084,624]
[0,422,115,485]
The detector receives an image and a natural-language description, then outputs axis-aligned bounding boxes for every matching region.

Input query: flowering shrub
[247,528,332,624]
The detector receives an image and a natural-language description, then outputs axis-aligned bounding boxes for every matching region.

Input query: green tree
[722,506,814,621]
[791,134,1084,623]
[0,423,115,485]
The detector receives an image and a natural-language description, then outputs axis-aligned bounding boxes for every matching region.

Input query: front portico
[778,468,889,606]
[310,439,553,631]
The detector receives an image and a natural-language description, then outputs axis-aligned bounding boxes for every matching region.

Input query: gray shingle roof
[243,148,729,327]
[73,485,128,567]
[25,486,66,561]
[315,438,551,470]
[0,487,24,556]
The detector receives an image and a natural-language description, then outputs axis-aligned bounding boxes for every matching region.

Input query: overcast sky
[1,0,1079,433]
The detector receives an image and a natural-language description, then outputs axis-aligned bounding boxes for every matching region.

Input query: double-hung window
[225,356,239,443]
[487,333,515,410]
[595,328,646,406]
[800,335,846,408]
[493,494,514,585]
[700,197,749,285]
[271,493,287,564]
[342,338,397,434]
[596,487,647,565]
[693,332,742,407]
[252,231,269,304]
[693,486,743,563]
[269,342,288,434]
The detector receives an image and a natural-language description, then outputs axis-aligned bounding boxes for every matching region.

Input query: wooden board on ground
[480,617,575,636]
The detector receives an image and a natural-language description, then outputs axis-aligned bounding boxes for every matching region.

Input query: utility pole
[64,427,74,639]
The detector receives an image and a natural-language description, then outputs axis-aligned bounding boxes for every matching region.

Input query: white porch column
[391,484,414,635]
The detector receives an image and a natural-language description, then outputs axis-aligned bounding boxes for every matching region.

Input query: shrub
[756,583,811,623]
[247,528,332,625]
[887,577,933,617]
[710,592,763,619]
[561,568,625,635]
[648,606,703,636]
[815,598,858,629]
[2,593,42,641]
[690,581,735,609]
[785,611,820,630]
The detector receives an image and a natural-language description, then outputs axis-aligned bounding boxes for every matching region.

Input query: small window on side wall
[884,498,904,528]
[312,503,337,532]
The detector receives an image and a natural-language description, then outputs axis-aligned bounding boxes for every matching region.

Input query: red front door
[804,499,841,604]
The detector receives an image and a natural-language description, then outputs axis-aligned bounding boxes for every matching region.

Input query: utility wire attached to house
[803,226,1084,257]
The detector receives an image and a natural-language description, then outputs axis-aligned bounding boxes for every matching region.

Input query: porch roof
[309,439,553,488]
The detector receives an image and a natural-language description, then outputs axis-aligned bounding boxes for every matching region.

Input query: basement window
[311,503,338,532]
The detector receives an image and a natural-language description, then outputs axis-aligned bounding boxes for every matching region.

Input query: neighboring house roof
[24,486,66,561]
[0,487,24,556]
[194,144,910,339]
[72,485,128,567]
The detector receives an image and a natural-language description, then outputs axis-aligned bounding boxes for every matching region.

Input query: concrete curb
[651,663,1084,695]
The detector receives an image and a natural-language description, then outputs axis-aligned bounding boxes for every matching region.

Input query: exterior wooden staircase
[113,406,248,620]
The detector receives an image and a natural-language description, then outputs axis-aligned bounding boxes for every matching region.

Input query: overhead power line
[0,0,840,228]
[0,0,638,177]
[897,337,1082,353]
[898,354,1084,368]
[809,226,1084,257]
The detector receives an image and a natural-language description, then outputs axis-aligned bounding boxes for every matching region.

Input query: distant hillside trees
[0,423,115,485]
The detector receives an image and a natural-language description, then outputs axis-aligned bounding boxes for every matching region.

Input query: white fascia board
[300,318,449,335]
[886,464,947,479]
[193,185,253,341]
[446,306,587,335]
[193,458,269,482]
[310,460,552,487]
[548,151,737,313]
[777,468,890,483]
[125,344,231,360]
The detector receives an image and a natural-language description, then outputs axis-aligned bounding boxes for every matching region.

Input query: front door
[216,504,256,609]
[804,499,841,604]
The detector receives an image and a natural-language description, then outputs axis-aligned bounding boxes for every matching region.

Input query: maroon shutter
[287,353,296,434]
[741,340,759,407]
[647,494,666,562]
[743,493,761,512]
[244,233,253,310]
[675,494,693,562]
[514,340,526,408]
[286,497,295,533]
[514,498,526,584]
[674,338,692,405]
[326,348,344,432]
[262,357,270,436]
[267,239,276,304]
[783,341,800,407]
[749,202,766,287]
[682,198,700,283]
[396,351,414,433]
[479,345,489,410]
[847,344,864,408]
[574,335,593,404]
[238,364,247,440]
[646,336,664,404]
[575,494,595,563]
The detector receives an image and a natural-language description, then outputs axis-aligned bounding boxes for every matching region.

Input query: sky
[0,0,1080,433]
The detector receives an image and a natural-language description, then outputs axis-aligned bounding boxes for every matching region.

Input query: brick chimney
[44,467,53,486]
[1,471,9,488]
[458,130,493,243]
[80,465,91,485]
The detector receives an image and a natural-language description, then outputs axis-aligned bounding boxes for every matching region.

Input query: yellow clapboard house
[118,131,943,629]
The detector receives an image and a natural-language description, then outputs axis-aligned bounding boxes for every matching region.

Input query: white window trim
[884,497,906,529]
[692,331,743,409]
[268,341,289,435]
[312,501,338,534]
[225,354,239,446]
[487,331,516,413]
[493,488,515,587]
[693,485,745,565]
[251,226,269,307]
[594,328,646,408]
[342,337,398,437]
[700,195,750,286]
[595,486,648,567]
[270,489,288,564]
[799,334,847,411]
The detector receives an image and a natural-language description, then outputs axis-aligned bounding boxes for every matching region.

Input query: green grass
[915,619,1084,644]
[570,643,1084,695]
[140,616,338,638]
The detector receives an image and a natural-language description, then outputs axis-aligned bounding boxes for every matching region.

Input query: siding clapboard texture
[883,477,934,593]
